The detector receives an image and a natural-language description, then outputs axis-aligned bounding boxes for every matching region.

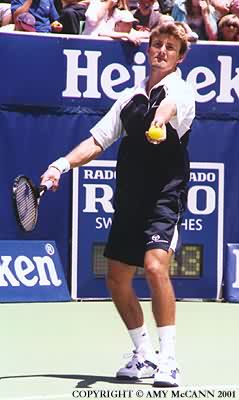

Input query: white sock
[157,325,176,360]
[128,325,156,361]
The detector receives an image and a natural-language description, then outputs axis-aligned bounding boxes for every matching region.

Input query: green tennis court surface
[0,301,238,400]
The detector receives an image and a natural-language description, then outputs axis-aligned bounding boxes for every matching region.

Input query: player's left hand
[145,122,167,145]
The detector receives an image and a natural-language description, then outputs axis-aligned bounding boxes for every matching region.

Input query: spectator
[83,0,127,36]
[210,0,230,18]
[54,0,62,14]
[0,2,12,26]
[171,0,218,40]
[210,0,239,18]
[11,0,63,32]
[127,0,138,11]
[99,9,150,42]
[175,20,199,40]
[217,13,239,39]
[157,0,175,14]
[236,25,239,38]
[58,0,89,34]
[230,0,239,16]
[132,0,163,31]
[210,0,239,22]
[0,11,36,30]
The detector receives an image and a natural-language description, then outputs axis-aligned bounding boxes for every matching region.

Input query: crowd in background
[0,0,239,42]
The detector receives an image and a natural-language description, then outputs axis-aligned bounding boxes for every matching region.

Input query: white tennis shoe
[116,350,157,380]
[153,356,180,387]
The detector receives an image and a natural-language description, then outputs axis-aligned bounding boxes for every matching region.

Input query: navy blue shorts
[104,191,186,268]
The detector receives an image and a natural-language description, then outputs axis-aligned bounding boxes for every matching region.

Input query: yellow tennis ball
[148,126,165,140]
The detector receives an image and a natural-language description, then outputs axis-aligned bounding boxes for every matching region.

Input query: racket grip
[43,180,53,190]
[39,180,53,195]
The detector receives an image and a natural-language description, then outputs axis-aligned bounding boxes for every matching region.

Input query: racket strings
[15,179,38,231]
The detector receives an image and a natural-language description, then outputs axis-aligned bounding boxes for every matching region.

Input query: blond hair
[149,22,189,57]
[218,13,239,30]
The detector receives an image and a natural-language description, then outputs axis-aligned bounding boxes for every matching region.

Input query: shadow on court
[0,301,239,390]
[0,374,153,388]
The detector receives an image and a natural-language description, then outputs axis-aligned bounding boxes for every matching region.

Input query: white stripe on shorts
[169,224,179,252]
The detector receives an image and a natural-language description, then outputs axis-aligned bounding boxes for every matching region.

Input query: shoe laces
[123,350,145,368]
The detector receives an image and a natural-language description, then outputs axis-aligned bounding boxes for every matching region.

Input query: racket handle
[39,180,53,195]
[44,180,53,190]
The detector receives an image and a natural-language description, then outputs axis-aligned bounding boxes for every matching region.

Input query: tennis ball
[148,126,165,141]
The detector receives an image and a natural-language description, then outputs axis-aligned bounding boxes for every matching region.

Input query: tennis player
[41,22,195,387]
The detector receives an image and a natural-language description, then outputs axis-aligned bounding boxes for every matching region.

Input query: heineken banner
[0,241,70,302]
[0,33,238,115]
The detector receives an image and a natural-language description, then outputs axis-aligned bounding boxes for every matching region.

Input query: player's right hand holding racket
[40,157,71,191]
[41,166,61,191]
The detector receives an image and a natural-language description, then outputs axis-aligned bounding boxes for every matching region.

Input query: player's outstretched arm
[65,136,103,168]
[151,98,177,128]
[41,136,103,191]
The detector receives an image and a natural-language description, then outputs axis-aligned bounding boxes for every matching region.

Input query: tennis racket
[12,175,53,232]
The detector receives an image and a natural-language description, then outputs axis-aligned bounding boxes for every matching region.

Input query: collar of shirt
[137,68,182,97]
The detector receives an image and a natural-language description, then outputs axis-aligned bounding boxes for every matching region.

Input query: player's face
[148,34,183,74]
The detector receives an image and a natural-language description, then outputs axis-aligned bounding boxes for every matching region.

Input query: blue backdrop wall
[0,33,238,301]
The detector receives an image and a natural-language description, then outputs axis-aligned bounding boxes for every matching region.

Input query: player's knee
[144,259,169,282]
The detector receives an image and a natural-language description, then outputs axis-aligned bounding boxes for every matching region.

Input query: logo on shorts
[152,234,161,242]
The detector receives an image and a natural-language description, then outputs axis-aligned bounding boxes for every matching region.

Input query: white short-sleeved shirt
[91,69,195,150]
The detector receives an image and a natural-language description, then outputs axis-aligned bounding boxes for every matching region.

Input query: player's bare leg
[107,259,157,379]
[107,260,143,328]
[144,248,179,387]
[144,248,175,327]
